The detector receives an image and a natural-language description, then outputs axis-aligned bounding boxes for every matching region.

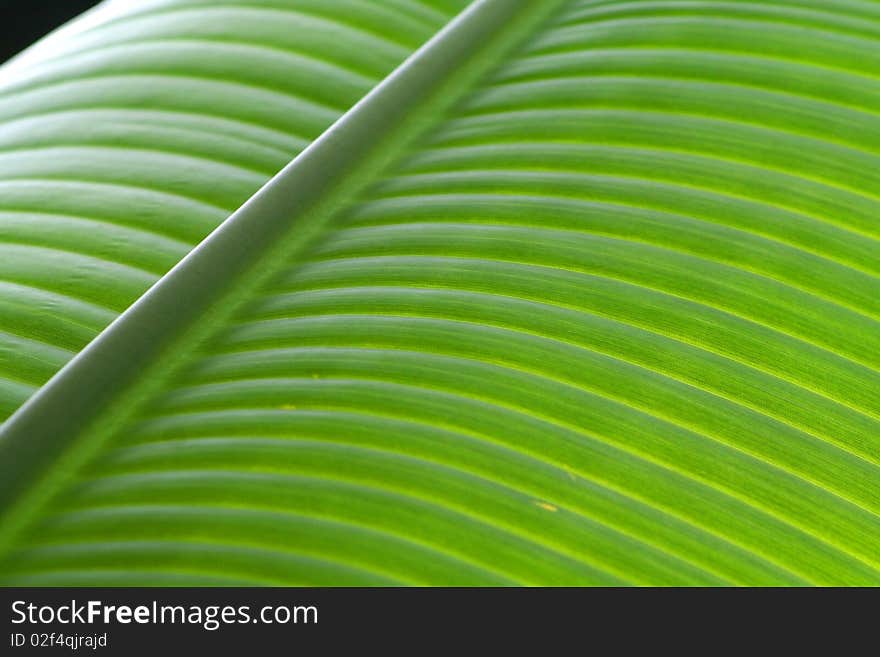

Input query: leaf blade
[1,0,880,585]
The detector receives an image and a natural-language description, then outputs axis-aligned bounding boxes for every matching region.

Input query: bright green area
[0,0,879,585]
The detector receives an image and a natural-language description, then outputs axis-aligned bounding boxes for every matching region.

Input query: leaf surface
[1,0,880,585]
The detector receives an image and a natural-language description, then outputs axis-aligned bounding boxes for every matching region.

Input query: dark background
[1,0,100,64]
[0,587,865,654]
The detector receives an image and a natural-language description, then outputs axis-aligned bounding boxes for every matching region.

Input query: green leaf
[1,0,879,585]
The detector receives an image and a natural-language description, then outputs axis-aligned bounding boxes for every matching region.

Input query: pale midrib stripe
[0,278,132,316]
[11,537,414,586]
[0,71,345,120]
[0,144,276,179]
[66,467,646,585]
[71,462,718,586]
[0,378,35,393]
[0,369,58,390]
[0,105,315,149]
[449,107,880,209]
[466,78,880,169]
[0,0,577,575]
[92,437,739,585]
[0,210,195,253]
[8,36,383,89]
[559,1,880,35]
[114,422,807,584]
[161,343,880,525]
[33,538,406,585]
[5,566,292,587]
[0,329,77,361]
[0,242,170,278]
[147,374,880,577]
[43,4,420,59]
[515,44,880,84]
[0,36,378,96]
[0,177,235,214]
[300,245,880,410]
[126,395,842,585]
[399,145,880,278]
[327,211,880,347]
[379,170,880,280]
[486,71,880,128]
[93,433,784,585]
[324,214,880,362]
[0,242,169,281]
[256,279,880,427]
[0,106,309,151]
[44,494,580,586]
[538,14,880,52]
[0,281,116,323]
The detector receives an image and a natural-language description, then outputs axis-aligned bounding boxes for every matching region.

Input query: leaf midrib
[0,0,571,560]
